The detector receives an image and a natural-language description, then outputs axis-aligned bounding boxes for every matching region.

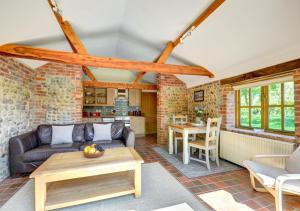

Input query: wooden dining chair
[188,117,222,170]
[172,115,195,154]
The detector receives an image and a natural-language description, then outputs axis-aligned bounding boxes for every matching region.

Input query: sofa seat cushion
[244,160,288,187]
[80,140,125,151]
[23,142,82,162]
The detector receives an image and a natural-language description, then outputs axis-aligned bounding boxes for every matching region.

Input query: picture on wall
[194,90,204,102]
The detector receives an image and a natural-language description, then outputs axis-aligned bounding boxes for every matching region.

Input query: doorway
[141,92,157,135]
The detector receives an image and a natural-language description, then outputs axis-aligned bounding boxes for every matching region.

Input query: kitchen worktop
[82,115,144,118]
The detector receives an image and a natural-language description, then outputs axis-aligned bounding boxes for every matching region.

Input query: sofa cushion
[72,124,85,142]
[85,123,94,141]
[51,125,74,145]
[37,124,85,145]
[85,122,125,142]
[22,142,81,162]
[99,140,125,149]
[111,121,125,140]
[93,123,112,143]
[80,140,125,151]
[37,125,52,145]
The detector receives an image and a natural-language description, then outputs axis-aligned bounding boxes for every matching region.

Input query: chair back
[204,117,222,148]
[173,115,188,125]
[286,146,300,173]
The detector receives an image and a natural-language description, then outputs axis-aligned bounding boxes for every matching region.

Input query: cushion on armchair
[244,160,287,187]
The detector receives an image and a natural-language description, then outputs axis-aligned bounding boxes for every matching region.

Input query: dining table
[168,123,206,164]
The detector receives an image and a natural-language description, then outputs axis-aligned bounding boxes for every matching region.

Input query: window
[236,81,295,133]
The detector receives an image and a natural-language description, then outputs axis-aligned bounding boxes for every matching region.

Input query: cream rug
[153,147,241,178]
[2,163,208,211]
[199,190,254,211]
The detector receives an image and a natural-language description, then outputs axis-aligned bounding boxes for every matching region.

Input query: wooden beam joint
[83,81,157,90]
[0,44,214,77]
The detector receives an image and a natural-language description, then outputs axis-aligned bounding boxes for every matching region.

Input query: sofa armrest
[122,127,135,147]
[9,130,38,155]
[9,130,38,175]
[251,154,291,161]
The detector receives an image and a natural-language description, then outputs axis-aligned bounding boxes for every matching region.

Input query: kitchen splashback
[83,99,139,116]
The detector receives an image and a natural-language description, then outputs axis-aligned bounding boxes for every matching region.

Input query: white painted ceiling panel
[0,0,299,87]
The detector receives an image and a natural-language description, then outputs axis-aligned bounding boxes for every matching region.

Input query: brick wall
[0,57,83,181]
[0,56,35,180]
[157,74,188,145]
[220,84,235,129]
[294,69,300,143]
[187,73,300,143]
[187,81,221,122]
[32,62,83,127]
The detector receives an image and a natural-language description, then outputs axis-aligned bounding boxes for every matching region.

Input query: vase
[195,117,204,126]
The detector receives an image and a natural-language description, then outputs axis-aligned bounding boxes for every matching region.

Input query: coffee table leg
[35,177,46,211]
[134,164,141,198]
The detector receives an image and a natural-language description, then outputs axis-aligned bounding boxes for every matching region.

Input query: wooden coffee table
[29,147,144,211]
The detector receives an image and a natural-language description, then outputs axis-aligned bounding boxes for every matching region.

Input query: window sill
[226,127,295,143]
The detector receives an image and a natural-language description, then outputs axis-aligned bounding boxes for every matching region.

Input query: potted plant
[194,106,205,126]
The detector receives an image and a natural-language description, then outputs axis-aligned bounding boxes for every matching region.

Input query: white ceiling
[0,0,300,87]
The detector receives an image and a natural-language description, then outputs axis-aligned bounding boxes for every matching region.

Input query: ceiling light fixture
[50,0,63,17]
[179,26,196,44]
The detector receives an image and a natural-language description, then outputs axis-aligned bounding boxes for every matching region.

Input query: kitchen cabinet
[129,89,141,106]
[130,116,145,137]
[106,88,116,106]
[83,87,116,106]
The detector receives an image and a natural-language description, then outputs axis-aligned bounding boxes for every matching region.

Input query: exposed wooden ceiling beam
[48,0,96,81]
[0,44,214,77]
[133,71,146,84]
[174,0,225,46]
[134,41,174,83]
[134,0,224,83]
[83,81,157,90]
[220,58,300,85]
[156,41,175,63]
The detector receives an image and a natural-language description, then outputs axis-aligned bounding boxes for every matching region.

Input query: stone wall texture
[0,57,83,181]
[187,81,221,122]
[32,63,83,127]
[157,74,187,145]
[0,56,35,181]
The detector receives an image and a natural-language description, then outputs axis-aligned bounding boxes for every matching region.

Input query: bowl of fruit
[83,144,105,158]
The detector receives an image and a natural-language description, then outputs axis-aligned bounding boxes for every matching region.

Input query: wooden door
[141,92,157,134]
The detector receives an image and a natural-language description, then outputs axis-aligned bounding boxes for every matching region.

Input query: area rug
[199,190,254,211]
[153,146,241,178]
[1,163,209,211]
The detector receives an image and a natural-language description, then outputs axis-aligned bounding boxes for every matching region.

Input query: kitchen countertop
[82,115,144,118]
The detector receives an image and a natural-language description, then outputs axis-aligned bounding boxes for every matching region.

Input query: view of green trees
[239,81,294,132]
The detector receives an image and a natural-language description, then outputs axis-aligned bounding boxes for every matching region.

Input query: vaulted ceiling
[1,0,300,87]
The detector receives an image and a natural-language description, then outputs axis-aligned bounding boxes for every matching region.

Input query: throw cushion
[51,125,74,145]
[93,123,112,143]
[37,125,52,145]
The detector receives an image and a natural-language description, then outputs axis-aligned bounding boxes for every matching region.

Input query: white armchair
[243,146,300,211]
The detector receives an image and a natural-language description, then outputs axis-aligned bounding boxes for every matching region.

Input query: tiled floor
[1,135,300,210]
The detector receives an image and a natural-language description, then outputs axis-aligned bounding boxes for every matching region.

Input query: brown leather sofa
[9,122,135,175]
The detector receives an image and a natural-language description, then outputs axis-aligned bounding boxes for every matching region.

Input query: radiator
[220,130,296,168]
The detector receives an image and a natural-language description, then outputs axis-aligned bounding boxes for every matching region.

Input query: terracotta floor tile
[0,134,299,211]
[243,199,262,209]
